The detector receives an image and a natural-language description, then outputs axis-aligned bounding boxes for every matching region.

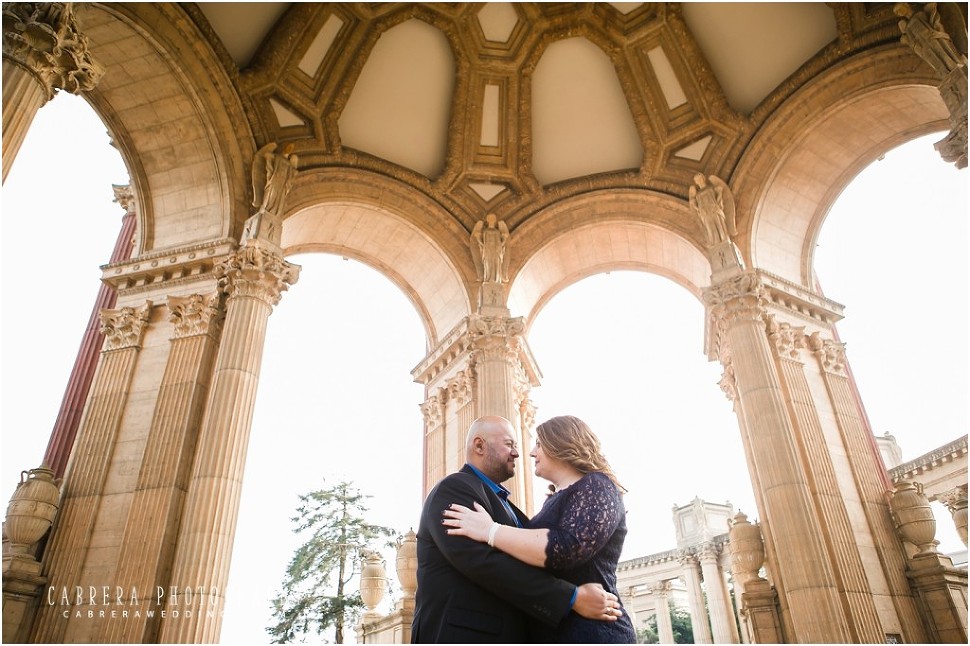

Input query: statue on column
[688,173,744,279]
[241,142,299,248]
[894,3,968,168]
[470,213,511,313]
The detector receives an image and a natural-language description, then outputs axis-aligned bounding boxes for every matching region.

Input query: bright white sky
[2,93,967,643]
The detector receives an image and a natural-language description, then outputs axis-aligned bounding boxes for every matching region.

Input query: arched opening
[1,92,130,505]
[526,270,754,557]
[221,252,426,642]
[812,132,968,558]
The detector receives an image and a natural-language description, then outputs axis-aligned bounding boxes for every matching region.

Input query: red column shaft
[43,210,136,478]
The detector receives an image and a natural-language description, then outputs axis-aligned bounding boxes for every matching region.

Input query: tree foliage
[268,479,398,643]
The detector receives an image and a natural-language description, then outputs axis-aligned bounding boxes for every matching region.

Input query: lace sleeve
[545,472,624,570]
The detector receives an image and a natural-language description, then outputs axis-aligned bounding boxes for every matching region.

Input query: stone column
[699,543,737,644]
[2,2,104,182]
[412,315,540,514]
[100,293,223,644]
[765,316,884,642]
[806,331,927,641]
[703,271,852,643]
[158,241,299,643]
[30,301,153,643]
[44,185,138,479]
[679,553,712,644]
[938,487,968,547]
[649,580,674,644]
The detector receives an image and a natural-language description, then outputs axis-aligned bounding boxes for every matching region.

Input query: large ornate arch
[508,189,709,328]
[734,44,949,287]
[282,169,473,348]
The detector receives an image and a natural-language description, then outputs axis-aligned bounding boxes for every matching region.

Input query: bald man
[411,416,619,643]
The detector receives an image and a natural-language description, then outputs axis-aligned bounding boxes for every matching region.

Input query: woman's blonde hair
[535,415,626,493]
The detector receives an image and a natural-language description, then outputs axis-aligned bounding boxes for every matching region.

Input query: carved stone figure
[894,3,966,79]
[689,173,737,248]
[470,213,510,284]
[242,142,299,246]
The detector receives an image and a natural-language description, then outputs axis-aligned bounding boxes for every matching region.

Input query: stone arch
[78,3,253,253]
[733,44,949,287]
[282,168,474,347]
[507,189,709,328]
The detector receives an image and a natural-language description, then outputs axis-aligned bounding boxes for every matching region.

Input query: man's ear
[473,437,485,454]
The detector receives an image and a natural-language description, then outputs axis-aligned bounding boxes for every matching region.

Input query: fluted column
[45,185,138,479]
[806,331,927,641]
[699,543,737,644]
[30,301,153,643]
[2,2,103,182]
[158,241,298,643]
[100,293,223,644]
[650,580,674,644]
[703,272,851,642]
[765,316,885,642]
[679,553,712,644]
[412,315,540,514]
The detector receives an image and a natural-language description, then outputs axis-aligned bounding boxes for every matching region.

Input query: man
[412,416,621,642]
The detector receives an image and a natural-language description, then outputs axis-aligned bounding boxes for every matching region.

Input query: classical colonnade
[2,2,968,643]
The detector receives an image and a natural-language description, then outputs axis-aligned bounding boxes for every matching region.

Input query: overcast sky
[2,93,966,643]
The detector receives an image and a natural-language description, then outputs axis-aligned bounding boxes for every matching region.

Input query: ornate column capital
[806,332,847,377]
[937,487,968,513]
[717,350,739,404]
[698,541,722,562]
[99,301,152,351]
[112,184,136,218]
[2,3,104,100]
[467,314,524,357]
[167,292,223,339]
[649,579,672,597]
[215,240,300,306]
[446,369,475,408]
[419,392,444,430]
[765,314,805,361]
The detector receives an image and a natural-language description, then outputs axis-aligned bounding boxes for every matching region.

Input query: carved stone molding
[420,393,444,430]
[2,2,104,100]
[718,359,738,404]
[215,240,300,306]
[519,397,536,432]
[112,184,136,217]
[99,301,152,351]
[806,332,848,377]
[167,292,223,339]
[102,238,238,298]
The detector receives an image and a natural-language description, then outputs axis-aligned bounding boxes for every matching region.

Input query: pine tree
[268,479,398,643]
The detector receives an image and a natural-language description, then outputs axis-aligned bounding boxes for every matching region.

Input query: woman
[443,415,636,643]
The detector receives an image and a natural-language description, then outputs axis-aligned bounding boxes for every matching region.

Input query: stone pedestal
[905,552,968,644]
[739,579,783,644]
[2,555,46,643]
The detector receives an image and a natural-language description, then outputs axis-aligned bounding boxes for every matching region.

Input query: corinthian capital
[806,332,847,376]
[419,393,444,429]
[703,272,766,350]
[467,314,525,360]
[100,301,152,351]
[765,315,805,360]
[2,3,104,100]
[215,240,300,306]
[167,292,222,339]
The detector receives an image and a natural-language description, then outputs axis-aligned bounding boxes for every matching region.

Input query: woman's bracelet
[487,522,501,547]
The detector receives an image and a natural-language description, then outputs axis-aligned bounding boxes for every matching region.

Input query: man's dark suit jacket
[411,465,574,643]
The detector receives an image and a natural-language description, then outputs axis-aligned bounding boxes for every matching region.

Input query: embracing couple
[411,415,636,643]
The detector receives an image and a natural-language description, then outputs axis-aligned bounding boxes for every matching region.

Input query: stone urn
[359,551,387,615]
[396,529,418,598]
[890,481,938,556]
[728,511,765,583]
[4,465,60,557]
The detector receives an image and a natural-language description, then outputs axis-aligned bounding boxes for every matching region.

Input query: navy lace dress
[526,471,637,643]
